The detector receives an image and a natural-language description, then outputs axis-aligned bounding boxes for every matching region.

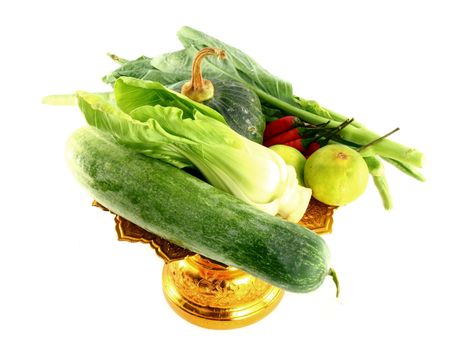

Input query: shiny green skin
[66,127,330,293]
[170,80,265,143]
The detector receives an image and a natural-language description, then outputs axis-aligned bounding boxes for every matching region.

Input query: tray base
[162,255,284,329]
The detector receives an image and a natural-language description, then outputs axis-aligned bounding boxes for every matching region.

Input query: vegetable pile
[45,26,424,296]
[102,26,424,210]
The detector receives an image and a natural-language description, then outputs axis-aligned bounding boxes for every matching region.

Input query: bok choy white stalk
[76,77,311,222]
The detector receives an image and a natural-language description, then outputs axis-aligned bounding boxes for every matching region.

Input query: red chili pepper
[283,139,307,153]
[263,127,307,147]
[263,116,300,140]
[303,141,321,158]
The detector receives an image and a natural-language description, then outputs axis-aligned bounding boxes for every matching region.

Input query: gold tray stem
[162,255,284,329]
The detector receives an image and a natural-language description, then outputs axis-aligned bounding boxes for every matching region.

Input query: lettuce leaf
[114,77,226,124]
[102,55,189,86]
[77,91,192,168]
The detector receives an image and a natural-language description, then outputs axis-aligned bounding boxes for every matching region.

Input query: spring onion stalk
[326,108,365,129]
[364,156,384,177]
[295,97,365,128]
[364,156,393,210]
[255,89,423,168]
[372,175,393,210]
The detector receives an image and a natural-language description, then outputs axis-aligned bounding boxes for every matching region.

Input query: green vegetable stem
[364,156,393,210]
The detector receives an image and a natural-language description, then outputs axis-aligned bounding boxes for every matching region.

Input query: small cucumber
[66,127,334,293]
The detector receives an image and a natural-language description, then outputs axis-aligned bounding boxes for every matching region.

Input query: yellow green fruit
[269,144,306,186]
[304,144,369,206]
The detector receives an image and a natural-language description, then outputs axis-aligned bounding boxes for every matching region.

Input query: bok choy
[76,77,311,222]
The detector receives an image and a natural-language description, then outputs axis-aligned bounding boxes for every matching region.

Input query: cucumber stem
[328,268,340,298]
[181,47,226,102]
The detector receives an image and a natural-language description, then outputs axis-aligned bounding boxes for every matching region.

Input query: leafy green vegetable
[114,77,226,124]
[103,26,423,169]
[76,86,311,222]
[103,55,190,86]
[150,49,194,77]
[42,24,426,215]
[77,90,191,168]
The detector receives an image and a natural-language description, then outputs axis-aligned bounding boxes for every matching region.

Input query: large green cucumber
[66,127,333,293]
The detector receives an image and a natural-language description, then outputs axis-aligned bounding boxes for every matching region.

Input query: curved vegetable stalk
[328,268,340,298]
[364,156,393,210]
[181,47,226,102]
[372,175,393,210]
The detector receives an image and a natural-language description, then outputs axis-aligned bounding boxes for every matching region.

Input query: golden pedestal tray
[93,198,336,329]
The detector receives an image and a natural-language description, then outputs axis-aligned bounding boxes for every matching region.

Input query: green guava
[269,144,306,186]
[304,144,369,206]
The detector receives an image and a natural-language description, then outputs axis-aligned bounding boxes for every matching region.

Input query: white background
[1,0,456,349]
